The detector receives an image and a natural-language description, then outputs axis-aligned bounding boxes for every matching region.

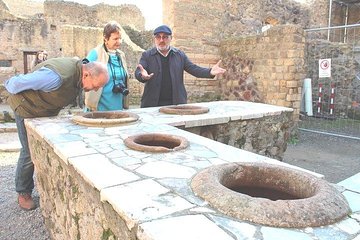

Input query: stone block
[286,81,299,88]
[284,59,296,66]
[287,50,298,58]
[286,93,301,101]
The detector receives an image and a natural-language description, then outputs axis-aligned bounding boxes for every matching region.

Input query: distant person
[31,50,48,70]
[135,25,226,108]
[85,21,130,111]
[5,57,108,210]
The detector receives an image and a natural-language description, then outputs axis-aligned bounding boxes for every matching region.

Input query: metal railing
[301,24,360,139]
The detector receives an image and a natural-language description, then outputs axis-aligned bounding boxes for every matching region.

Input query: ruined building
[1,0,359,122]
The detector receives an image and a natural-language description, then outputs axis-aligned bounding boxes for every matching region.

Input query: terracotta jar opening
[72,111,139,127]
[124,133,189,153]
[191,162,350,228]
[159,105,209,115]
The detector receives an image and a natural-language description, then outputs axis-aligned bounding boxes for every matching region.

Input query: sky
[33,0,163,30]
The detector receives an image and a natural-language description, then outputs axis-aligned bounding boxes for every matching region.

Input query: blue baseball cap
[153,25,172,35]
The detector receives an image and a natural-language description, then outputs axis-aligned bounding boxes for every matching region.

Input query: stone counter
[129,101,293,160]
[24,101,360,240]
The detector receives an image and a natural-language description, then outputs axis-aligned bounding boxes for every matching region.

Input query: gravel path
[283,130,360,183]
[0,152,50,240]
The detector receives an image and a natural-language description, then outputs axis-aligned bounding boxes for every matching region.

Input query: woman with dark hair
[85,21,129,111]
[31,50,48,70]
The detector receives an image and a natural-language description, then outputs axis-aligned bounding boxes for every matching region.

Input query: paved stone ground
[0,125,359,239]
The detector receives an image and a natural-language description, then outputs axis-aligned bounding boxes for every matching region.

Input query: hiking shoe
[18,193,36,210]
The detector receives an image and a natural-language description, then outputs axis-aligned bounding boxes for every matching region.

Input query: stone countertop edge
[23,101,315,237]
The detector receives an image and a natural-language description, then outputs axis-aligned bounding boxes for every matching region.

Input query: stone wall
[0,0,9,11]
[26,100,294,239]
[183,111,293,160]
[1,0,357,111]
[27,127,137,240]
[305,0,329,28]
[0,2,145,70]
[306,39,360,118]
[331,2,360,43]
[45,1,144,30]
[58,24,144,106]
[219,25,306,120]
[0,17,51,80]
[1,0,43,17]
[219,0,314,37]
[163,0,224,103]
[0,2,145,106]
[162,0,324,114]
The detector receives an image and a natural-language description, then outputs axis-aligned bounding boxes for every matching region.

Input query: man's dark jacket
[135,47,214,108]
[7,57,83,118]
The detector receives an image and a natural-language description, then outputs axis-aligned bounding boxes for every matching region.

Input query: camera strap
[108,53,126,86]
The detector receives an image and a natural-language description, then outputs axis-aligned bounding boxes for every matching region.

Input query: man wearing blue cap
[135,25,226,108]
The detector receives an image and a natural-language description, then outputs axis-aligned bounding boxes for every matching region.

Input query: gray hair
[84,62,108,77]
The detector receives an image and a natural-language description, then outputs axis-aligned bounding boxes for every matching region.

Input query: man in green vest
[5,57,108,210]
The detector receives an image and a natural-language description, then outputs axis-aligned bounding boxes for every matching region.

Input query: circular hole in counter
[124,133,189,153]
[72,111,139,127]
[159,105,209,115]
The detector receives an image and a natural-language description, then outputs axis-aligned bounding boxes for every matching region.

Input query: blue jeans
[14,114,34,194]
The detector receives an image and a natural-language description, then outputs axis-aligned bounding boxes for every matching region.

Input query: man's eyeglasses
[155,35,171,40]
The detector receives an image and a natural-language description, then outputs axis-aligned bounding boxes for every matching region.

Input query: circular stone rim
[124,133,189,153]
[159,105,209,115]
[72,111,139,127]
[191,162,350,228]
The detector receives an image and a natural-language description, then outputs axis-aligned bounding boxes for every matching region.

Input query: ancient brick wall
[220,25,306,120]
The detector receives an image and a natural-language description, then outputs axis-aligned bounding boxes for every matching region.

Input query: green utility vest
[7,57,83,118]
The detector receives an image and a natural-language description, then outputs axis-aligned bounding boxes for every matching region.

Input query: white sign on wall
[319,59,331,78]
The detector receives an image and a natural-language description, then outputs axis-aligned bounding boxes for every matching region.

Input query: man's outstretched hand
[210,60,226,76]
[137,64,154,81]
